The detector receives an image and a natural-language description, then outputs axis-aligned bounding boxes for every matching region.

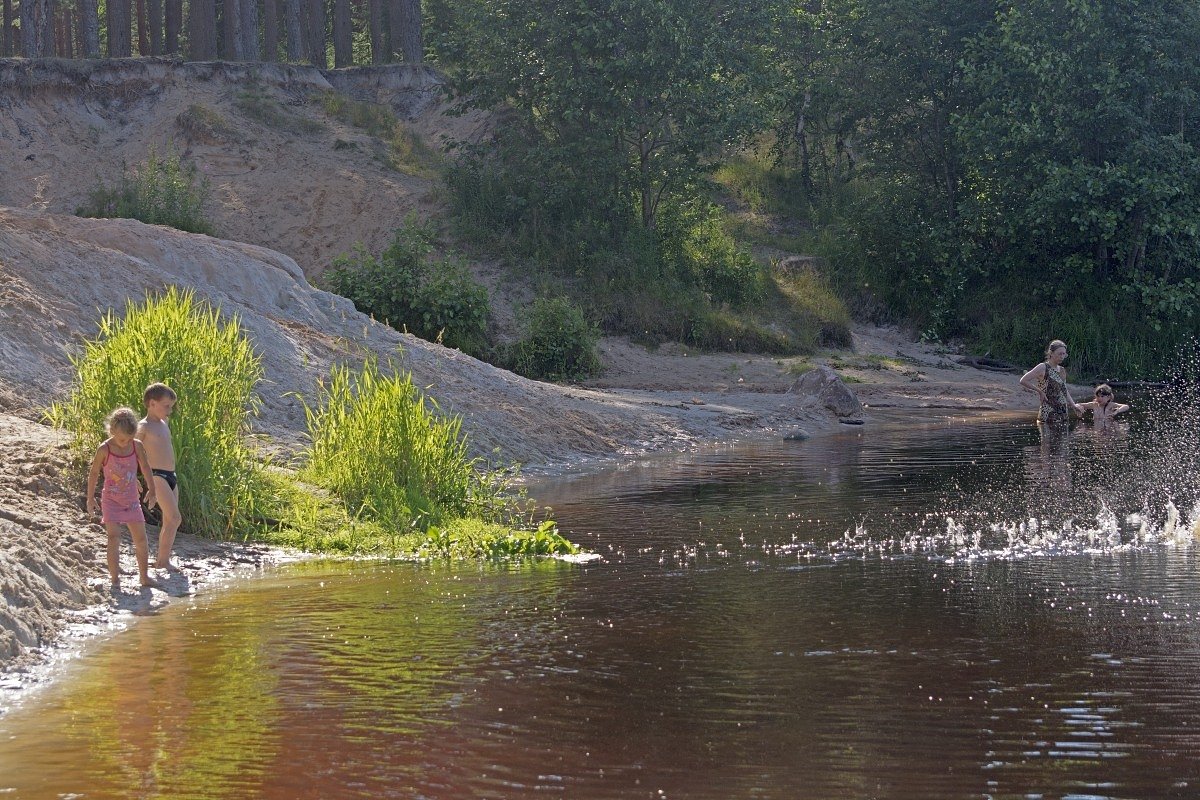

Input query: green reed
[47,288,266,539]
[299,359,579,557]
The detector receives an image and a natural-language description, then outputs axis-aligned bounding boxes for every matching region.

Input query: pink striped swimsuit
[101,442,144,525]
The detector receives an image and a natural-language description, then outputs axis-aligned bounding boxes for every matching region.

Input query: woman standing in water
[1020,339,1084,425]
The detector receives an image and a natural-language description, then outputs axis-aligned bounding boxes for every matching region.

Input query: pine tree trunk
[107,0,132,55]
[21,0,56,56]
[367,0,383,63]
[2,0,11,56]
[148,0,162,53]
[79,0,99,56]
[305,0,325,67]
[63,3,74,55]
[239,0,256,59]
[394,0,418,62]
[385,0,398,60]
[261,0,277,59]
[164,0,181,52]
[283,0,305,61]
[188,0,217,59]
[136,0,150,54]
[332,0,350,66]
[54,4,67,56]
[223,0,240,58]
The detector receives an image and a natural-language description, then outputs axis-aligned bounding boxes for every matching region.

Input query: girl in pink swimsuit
[86,407,160,592]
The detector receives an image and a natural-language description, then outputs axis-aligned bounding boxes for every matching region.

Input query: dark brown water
[5,411,1200,799]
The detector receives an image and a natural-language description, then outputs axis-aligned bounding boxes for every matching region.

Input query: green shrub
[47,288,265,539]
[76,149,215,235]
[509,297,601,382]
[323,217,491,357]
[657,199,767,307]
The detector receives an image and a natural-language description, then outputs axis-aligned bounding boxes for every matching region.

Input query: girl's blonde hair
[105,407,138,436]
[1046,339,1067,357]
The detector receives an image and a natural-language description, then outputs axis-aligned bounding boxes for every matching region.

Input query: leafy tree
[439,0,781,230]
[950,0,1200,372]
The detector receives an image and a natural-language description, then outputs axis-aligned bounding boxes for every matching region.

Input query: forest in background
[6,0,1200,379]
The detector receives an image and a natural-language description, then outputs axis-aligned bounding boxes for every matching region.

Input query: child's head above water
[105,407,138,437]
[1094,383,1114,400]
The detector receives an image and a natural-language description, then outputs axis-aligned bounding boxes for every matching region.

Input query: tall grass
[76,149,215,235]
[47,288,265,539]
[300,359,578,557]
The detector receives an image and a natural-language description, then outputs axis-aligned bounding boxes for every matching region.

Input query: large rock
[789,365,863,418]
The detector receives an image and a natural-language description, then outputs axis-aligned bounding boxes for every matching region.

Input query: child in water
[86,407,160,593]
[1076,383,1131,425]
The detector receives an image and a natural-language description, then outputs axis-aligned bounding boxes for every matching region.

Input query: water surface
[4,410,1200,798]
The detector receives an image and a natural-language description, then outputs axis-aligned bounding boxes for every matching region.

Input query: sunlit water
[6,409,1200,798]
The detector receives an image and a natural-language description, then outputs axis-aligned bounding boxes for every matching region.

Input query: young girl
[86,407,160,593]
[1077,383,1131,426]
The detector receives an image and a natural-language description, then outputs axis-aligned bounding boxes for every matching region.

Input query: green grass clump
[299,359,578,557]
[76,149,215,235]
[176,104,239,144]
[234,81,324,134]
[47,288,266,539]
[321,92,440,176]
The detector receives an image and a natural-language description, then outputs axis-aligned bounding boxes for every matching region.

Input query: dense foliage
[772,0,1200,376]
[323,218,492,358]
[299,359,578,556]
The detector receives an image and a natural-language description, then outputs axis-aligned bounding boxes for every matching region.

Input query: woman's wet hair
[1046,339,1067,357]
[105,407,138,436]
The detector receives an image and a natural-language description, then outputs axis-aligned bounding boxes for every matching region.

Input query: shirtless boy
[138,382,182,572]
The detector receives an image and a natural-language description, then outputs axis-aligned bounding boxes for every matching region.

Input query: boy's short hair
[106,407,138,436]
[144,382,177,405]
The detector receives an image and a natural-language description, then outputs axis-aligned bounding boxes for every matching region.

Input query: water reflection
[3,411,1200,797]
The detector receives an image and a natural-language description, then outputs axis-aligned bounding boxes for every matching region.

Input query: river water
[4,409,1200,798]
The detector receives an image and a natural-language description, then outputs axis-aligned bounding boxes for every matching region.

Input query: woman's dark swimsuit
[1039,364,1070,425]
[151,468,177,491]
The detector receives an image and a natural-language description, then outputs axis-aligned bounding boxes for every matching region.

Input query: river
[3,408,1200,798]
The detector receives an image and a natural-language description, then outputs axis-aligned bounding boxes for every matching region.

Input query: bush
[323,218,492,358]
[47,288,265,539]
[509,297,601,382]
[657,199,767,307]
[76,149,215,235]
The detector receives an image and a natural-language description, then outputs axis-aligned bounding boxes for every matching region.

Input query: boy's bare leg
[152,477,182,572]
[129,523,162,589]
[105,524,122,592]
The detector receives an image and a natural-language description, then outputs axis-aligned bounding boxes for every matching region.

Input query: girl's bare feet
[140,576,165,590]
